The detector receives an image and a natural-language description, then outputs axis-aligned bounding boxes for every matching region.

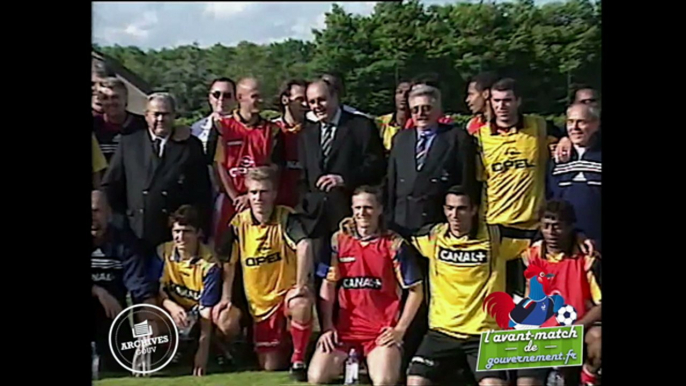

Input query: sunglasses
[211,91,233,99]
[411,105,433,115]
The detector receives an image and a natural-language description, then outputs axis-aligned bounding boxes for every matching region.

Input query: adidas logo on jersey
[438,248,488,265]
[341,276,382,290]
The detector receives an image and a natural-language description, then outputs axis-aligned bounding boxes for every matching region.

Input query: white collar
[149,129,170,143]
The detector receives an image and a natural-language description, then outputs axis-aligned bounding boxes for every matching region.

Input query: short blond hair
[245,165,278,187]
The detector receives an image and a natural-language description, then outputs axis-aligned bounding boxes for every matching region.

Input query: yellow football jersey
[158,242,221,311]
[475,115,557,230]
[411,222,520,338]
[221,206,306,322]
[376,113,402,152]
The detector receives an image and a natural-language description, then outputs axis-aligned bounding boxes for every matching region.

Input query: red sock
[581,364,598,385]
[289,320,312,364]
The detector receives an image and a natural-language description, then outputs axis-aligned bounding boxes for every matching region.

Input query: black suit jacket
[297,109,386,236]
[386,123,476,236]
[102,127,212,252]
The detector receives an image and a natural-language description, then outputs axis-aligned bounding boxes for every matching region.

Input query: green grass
[95,371,309,386]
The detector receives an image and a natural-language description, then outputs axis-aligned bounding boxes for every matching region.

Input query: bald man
[305,73,373,122]
[547,103,602,251]
[213,77,285,243]
[298,79,385,290]
[92,190,157,371]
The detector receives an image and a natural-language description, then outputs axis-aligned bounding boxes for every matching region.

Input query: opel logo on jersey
[245,253,282,267]
[108,304,179,375]
[491,159,535,173]
[341,276,383,290]
[438,248,488,265]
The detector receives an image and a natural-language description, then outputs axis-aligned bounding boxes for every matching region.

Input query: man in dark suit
[386,84,476,237]
[298,79,386,272]
[102,92,212,257]
[386,84,476,378]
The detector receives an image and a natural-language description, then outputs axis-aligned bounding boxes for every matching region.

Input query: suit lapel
[142,131,157,189]
[146,133,185,189]
[406,130,419,187]
[308,123,323,171]
[326,111,350,166]
[423,127,449,171]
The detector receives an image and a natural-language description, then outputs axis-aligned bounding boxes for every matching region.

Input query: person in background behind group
[547,103,602,251]
[572,84,600,109]
[91,190,157,371]
[375,81,412,153]
[216,166,314,381]
[92,59,116,116]
[191,77,237,245]
[94,77,148,162]
[93,134,107,188]
[192,77,237,160]
[149,205,241,376]
[273,79,309,208]
[213,77,285,244]
[465,71,499,135]
[102,92,212,257]
[520,200,601,386]
[308,186,424,386]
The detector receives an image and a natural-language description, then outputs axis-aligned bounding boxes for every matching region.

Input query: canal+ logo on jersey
[108,304,179,375]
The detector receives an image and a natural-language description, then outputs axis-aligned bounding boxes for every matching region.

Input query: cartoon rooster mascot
[483,260,567,329]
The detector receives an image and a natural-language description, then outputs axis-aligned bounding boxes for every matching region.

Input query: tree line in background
[94,0,600,126]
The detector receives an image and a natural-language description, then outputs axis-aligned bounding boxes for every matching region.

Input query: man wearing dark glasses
[192,77,237,161]
[385,85,475,375]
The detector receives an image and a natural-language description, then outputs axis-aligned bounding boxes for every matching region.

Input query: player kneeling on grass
[406,185,547,386]
[216,165,314,381]
[91,190,157,371]
[308,185,424,386]
[153,205,240,376]
[521,200,601,386]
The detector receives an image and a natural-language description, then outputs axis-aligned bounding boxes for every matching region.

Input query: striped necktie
[416,131,429,171]
[321,123,334,161]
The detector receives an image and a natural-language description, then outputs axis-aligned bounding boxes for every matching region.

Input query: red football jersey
[272,117,302,208]
[523,238,602,327]
[214,112,281,195]
[466,115,486,135]
[325,219,423,341]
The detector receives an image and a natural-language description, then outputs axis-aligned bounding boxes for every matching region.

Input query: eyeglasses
[411,105,433,115]
[211,91,233,99]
